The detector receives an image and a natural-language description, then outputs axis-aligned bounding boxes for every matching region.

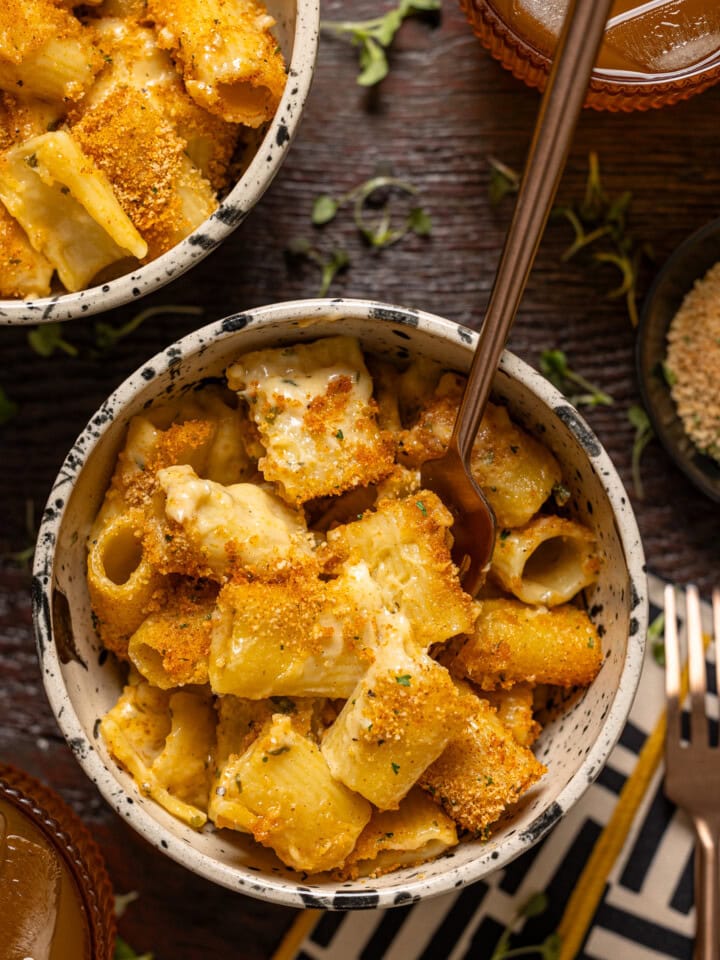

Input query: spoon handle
[451,0,615,464]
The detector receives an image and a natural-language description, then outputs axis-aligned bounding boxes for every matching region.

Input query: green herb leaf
[488,156,520,205]
[408,205,432,236]
[94,305,203,353]
[395,674,411,686]
[28,322,78,358]
[321,1,441,87]
[648,610,665,666]
[0,386,18,425]
[114,936,154,960]
[489,890,561,960]
[358,37,389,86]
[312,194,339,225]
[270,696,297,714]
[114,891,139,919]
[391,761,400,774]
[628,403,654,500]
[539,349,613,408]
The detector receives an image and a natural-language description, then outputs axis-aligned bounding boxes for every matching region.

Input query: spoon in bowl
[421,0,615,596]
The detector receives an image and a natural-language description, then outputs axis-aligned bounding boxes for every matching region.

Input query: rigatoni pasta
[89,335,604,877]
[0,0,286,298]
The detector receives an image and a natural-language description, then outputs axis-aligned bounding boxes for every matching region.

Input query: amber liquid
[0,797,91,960]
[490,0,720,79]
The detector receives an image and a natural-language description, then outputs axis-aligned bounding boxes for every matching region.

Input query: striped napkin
[273,574,710,960]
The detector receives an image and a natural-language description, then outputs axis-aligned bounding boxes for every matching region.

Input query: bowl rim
[32,297,648,909]
[0,1,320,327]
[636,216,720,503]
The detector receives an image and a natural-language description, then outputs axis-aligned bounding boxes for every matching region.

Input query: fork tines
[664,584,720,750]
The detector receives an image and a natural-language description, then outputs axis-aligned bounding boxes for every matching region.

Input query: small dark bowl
[637,218,720,503]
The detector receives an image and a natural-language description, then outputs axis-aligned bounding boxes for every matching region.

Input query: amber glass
[0,764,116,960]
[460,0,720,111]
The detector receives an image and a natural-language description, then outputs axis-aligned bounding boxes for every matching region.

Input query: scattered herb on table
[539,349,613,408]
[285,238,350,296]
[95,305,203,353]
[1,499,35,568]
[114,936,154,960]
[628,404,654,500]
[488,156,520,205]
[28,321,78,358]
[648,610,666,666]
[489,152,651,326]
[321,0,441,86]
[0,386,18,424]
[489,891,562,960]
[313,175,432,249]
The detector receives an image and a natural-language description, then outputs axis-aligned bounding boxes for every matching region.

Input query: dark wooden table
[2,3,720,956]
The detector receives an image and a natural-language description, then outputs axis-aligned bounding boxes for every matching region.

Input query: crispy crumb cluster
[89,336,603,877]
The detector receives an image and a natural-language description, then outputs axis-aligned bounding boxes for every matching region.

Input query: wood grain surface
[1,2,720,956]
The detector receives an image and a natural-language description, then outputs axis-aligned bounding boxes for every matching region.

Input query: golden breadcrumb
[128,577,217,688]
[0,201,52,299]
[420,695,546,835]
[71,84,216,261]
[0,0,86,64]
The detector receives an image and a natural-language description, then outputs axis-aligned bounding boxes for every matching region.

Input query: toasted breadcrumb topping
[666,259,720,463]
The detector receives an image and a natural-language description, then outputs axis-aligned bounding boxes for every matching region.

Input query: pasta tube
[398,373,562,528]
[227,336,396,506]
[321,636,469,810]
[455,598,603,691]
[340,787,458,879]
[213,714,372,873]
[420,694,546,836]
[324,491,475,649]
[0,1,100,103]
[148,0,287,127]
[87,508,166,659]
[0,131,146,290]
[491,514,601,606]
[0,202,53,299]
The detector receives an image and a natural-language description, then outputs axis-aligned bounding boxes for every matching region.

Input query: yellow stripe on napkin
[272,909,322,960]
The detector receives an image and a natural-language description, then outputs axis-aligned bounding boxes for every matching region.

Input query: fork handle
[694,816,720,960]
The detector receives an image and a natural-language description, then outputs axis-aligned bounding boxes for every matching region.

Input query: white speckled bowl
[33,299,647,909]
[0,2,319,326]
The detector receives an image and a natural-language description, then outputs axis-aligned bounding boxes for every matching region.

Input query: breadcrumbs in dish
[666,260,720,464]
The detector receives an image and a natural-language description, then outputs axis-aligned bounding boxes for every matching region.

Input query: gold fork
[664,584,720,960]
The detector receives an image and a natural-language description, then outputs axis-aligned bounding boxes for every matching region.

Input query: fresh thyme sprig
[94,305,203,353]
[0,386,18,424]
[285,238,350,296]
[321,0,441,86]
[313,175,432,249]
[489,892,562,960]
[539,349,613,408]
[1,499,35,569]
[648,610,666,666]
[488,156,520,205]
[628,403,654,500]
[489,152,651,326]
[28,321,78,358]
[114,936,153,960]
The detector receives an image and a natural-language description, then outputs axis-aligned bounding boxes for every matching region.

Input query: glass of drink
[0,765,116,960]
[461,0,720,110]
